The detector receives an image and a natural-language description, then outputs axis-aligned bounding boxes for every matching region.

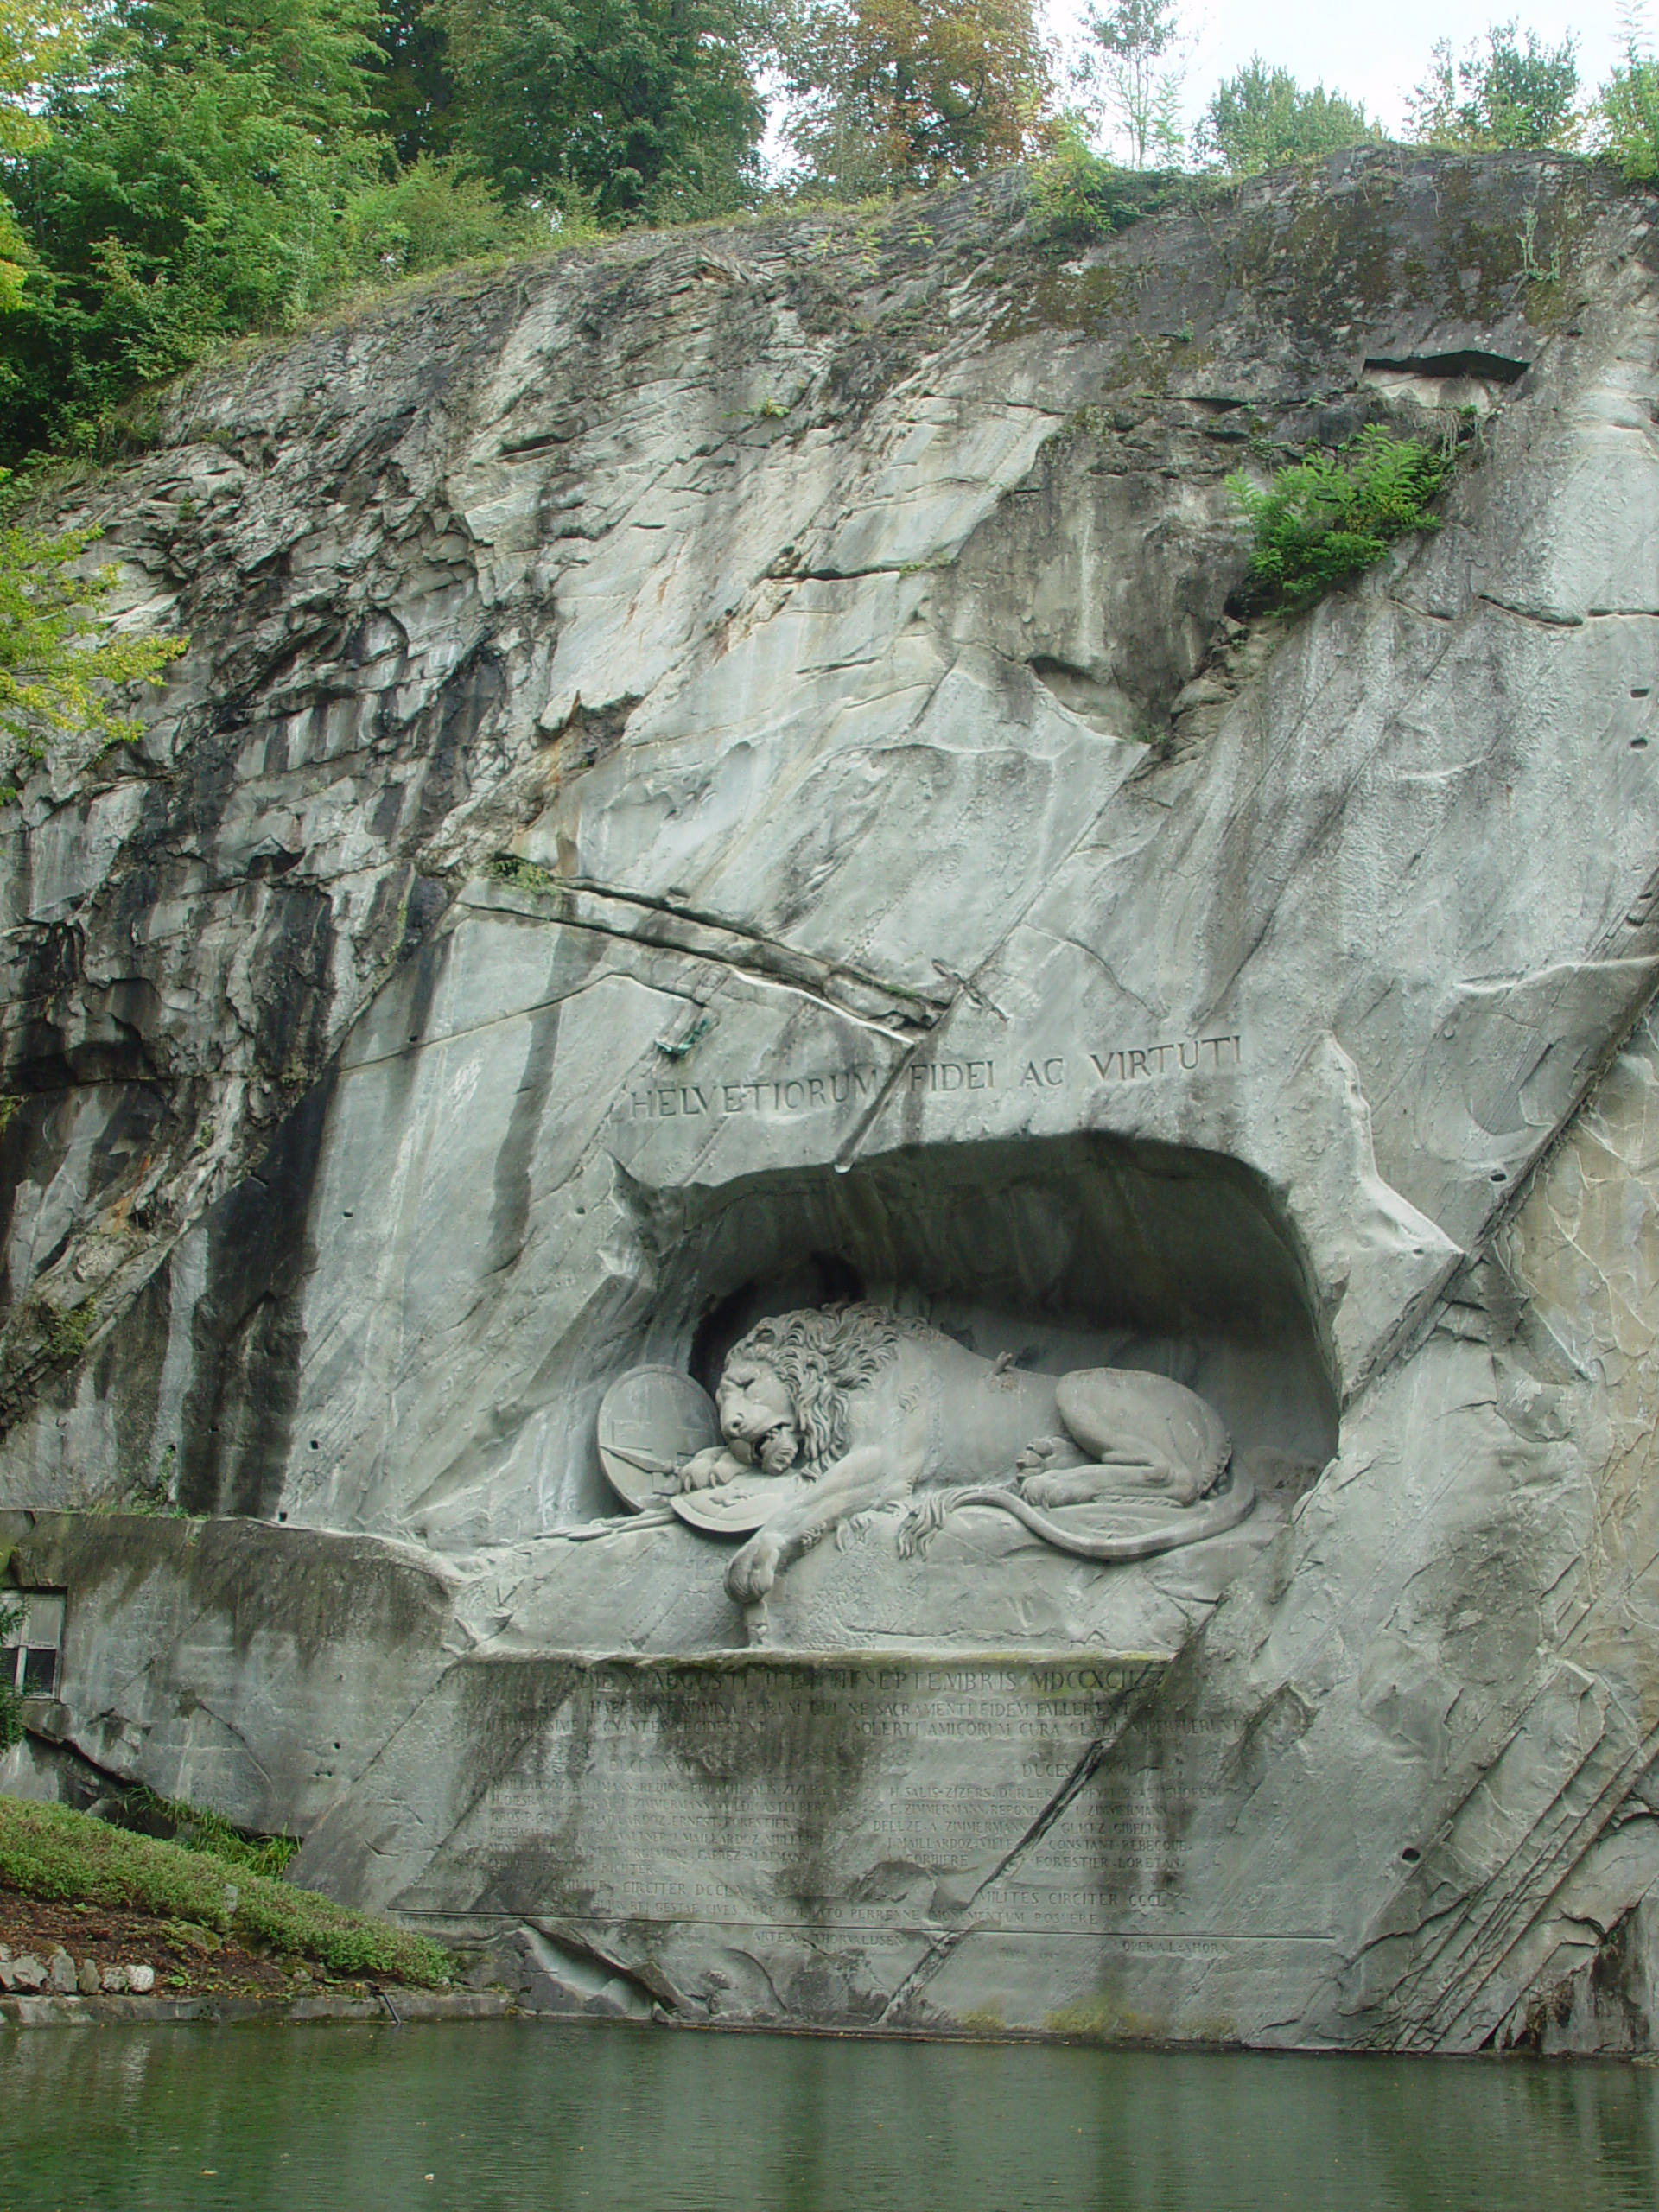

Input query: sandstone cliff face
[6,148,1659,2050]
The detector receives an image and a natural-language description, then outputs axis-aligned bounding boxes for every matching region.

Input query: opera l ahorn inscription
[597,1304,1253,1606]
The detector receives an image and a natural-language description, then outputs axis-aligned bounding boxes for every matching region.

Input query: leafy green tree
[1194,58,1378,174]
[0,486,187,801]
[1075,0,1184,169]
[370,0,455,163]
[0,0,91,306]
[1,0,387,458]
[1597,13,1659,179]
[780,0,1052,195]
[1407,20,1581,149]
[438,0,765,223]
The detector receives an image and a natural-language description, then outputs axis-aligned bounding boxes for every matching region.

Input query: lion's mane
[724,1303,943,1471]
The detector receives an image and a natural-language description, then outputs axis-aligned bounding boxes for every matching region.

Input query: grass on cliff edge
[0,1797,451,1987]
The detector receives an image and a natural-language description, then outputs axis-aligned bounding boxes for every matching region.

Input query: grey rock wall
[6,148,1659,2048]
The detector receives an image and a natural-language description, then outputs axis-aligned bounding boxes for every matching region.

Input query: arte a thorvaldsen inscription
[596,1304,1254,1605]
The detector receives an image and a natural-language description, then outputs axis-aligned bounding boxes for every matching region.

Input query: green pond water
[3,2020,1657,2212]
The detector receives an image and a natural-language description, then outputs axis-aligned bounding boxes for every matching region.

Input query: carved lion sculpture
[674,1303,1253,1605]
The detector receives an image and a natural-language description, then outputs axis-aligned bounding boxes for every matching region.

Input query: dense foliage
[0,0,83,308]
[3,0,394,459]
[441,0,765,220]
[1599,29,1659,180]
[371,0,454,163]
[1194,60,1378,172]
[1407,20,1581,149]
[0,1795,452,1983]
[1228,428,1453,613]
[779,0,1050,194]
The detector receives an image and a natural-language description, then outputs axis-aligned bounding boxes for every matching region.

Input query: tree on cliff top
[1072,0,1184,169]
[0,0,91,308]
[438,0,766,222]
[1,0,387,455]
[1193,59,1379,174]
[779,0,1052,195]
[1599,29,1659,179]
[370,0,455,162]
[1406,19,1581,149]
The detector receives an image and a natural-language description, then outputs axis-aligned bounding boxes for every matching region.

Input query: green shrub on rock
[1027,121,1195,245]
[1226,426,1454,613]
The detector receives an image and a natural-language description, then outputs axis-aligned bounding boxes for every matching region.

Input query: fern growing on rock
[1227,426,1454,613]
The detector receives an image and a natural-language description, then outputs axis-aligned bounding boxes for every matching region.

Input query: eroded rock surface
[5,149,1659,2046]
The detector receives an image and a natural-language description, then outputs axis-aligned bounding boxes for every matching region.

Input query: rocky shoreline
[1,1986,513,2027]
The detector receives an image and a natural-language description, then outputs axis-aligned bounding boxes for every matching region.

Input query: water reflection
[4,2022,1659,2212]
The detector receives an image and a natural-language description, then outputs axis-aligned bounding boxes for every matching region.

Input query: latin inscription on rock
[615,1036,1244,1121]
[435,1656,1192,1943]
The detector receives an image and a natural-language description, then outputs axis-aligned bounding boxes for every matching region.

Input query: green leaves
[439,0,766,222]
[1227,428,1454,614]
[0,489,186,798]
[779,0,1051,197]
[1027,118,1188,245]
[1,0,389,458]
[1407,21,1582,150]
[1193,60,1379,174]
[0,0,93,305]
[1597,29,1659,181]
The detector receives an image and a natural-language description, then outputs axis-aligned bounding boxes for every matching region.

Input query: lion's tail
[908,1470,1255,1562]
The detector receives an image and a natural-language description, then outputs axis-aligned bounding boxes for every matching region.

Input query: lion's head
[716,1303,941,1473]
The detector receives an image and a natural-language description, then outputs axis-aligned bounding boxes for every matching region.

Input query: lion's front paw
[677,1446,734,1492]
[727,1533,781,1604]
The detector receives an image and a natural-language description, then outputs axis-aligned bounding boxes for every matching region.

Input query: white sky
[1043,0,1632,143]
